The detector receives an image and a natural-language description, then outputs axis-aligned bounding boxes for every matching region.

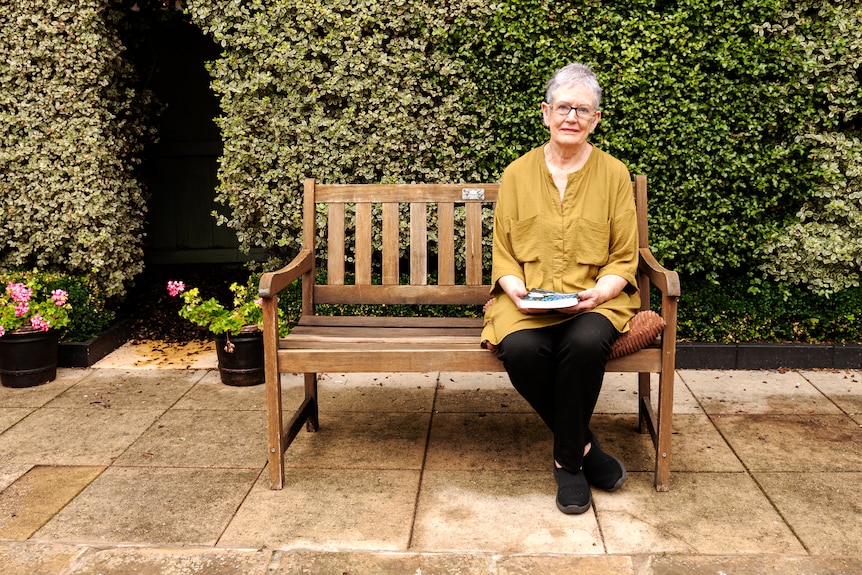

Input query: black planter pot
[214,330,264,386]
[0,328,60,388]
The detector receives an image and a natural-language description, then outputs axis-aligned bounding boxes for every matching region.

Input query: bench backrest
[301,175,651,310]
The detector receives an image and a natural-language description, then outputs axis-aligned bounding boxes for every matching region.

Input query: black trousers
[497,312,619,472]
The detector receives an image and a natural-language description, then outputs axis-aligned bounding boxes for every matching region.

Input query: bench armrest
[638,247,681,298]
[258,249,314,299]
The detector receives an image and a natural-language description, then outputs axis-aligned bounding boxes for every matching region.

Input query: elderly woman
[481,63,640,514]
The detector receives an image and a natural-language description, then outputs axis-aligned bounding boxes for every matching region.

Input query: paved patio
[1,340,861,574]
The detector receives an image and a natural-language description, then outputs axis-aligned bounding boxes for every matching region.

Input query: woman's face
[541,83,601,150]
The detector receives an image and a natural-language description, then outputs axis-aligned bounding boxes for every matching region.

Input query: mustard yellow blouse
[481,144,641,346]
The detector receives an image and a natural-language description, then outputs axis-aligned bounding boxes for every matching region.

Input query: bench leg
[267,370,286,490]
[637,372,651,434]
[305,372,319,432]
[653,369,674,492]
[635,370,673,491]
[267,372,320,490]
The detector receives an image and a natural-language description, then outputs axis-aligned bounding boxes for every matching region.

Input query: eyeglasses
[550,104,597,120]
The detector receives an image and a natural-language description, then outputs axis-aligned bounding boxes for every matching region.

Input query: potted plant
[167,276,281,386]
[0,275,72,387]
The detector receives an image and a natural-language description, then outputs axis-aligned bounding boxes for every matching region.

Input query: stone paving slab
[46,368,205,410]
[93,340,217,370]
[0,542,87,575]
[0,408,32,435]
[0,466,103,539]
[34,466,260,546]
[114,408,267,468]
[755,471,862,555]
[284,409,431,471]
[3,543,862,575]
[425,411,552,471]
[644,554,862,575]
[413,469,605,554]
[0,406,164,466]
[0,368,88,408]
[219,468,421,550]
[0,465,31,492]
[601,371,704,415]
[679,369,844,415]
[801,369,862,423]
[594,471,804,555]
[712,413,862,472]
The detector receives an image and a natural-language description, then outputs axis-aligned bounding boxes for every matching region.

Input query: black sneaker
[582,432,627,492]
[553,466,592,514]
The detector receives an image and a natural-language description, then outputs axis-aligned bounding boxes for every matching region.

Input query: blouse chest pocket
[506,215,544,262]
[572,217,611,266]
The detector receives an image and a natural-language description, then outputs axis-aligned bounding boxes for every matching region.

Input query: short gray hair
[544,63,602,110]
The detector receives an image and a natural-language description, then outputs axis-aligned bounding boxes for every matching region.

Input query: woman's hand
[498,275,549,315]
[499,274,628,315]
[555,274,628,314]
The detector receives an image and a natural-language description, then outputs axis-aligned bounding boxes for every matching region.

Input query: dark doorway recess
[127,10,249,264]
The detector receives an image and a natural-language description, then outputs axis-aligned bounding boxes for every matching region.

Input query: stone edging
[676,342,862,370]
[58,320,131,368]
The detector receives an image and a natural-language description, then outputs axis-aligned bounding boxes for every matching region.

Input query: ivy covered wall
[186,0,861,296]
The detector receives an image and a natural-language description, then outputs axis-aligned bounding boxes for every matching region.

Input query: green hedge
[0,1,156,298]
[676,276,861,344]
[186,0,859,295]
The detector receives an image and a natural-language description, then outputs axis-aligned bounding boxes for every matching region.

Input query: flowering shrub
[0,278,71,337]
[168,276,285,336]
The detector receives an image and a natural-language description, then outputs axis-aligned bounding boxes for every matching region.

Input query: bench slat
[355,202,373,284]
[275,344,661,373]
[410,203,428,285]
[296,315,484,328]
[285,331,484,343]
[327,203,346,285]
[382,202,400,284]
[438,202,455,285]
[313,284,491,305]
[465,202,484,285]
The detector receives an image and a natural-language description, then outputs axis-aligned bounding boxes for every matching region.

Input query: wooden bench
[259,176,681,491]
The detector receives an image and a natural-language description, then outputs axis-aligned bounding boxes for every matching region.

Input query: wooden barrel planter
[0,328,60,388]
[214,329,264,386]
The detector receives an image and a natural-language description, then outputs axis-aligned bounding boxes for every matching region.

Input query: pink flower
[167,280,186,297]
[0,326,5,337]
[51,289,68,306]
[30,314,50,331]
[14,302,29,317]
[6,282,32,304]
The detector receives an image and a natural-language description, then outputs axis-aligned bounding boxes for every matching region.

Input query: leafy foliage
[758,2,862,294]
[186,0,493,270]
[453,0,814,278]
[185,0,859,297]
[676,275,861,343]
[169,275,288,335]
[2,0,859,342]
[0,0,156,298]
